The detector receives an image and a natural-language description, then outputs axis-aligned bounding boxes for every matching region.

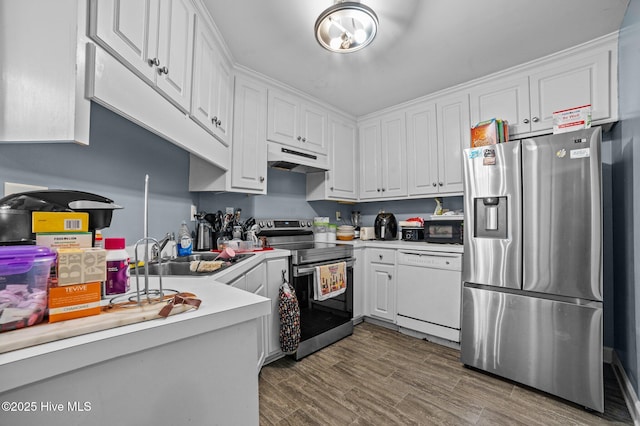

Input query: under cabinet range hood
[267,143,329,173]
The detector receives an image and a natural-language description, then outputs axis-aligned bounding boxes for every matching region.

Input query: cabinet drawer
[369,249,395,265]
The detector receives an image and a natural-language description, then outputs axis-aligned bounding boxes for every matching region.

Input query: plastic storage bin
[0,246,56,332]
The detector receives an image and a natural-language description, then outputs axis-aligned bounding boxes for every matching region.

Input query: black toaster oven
[424,218,463,244]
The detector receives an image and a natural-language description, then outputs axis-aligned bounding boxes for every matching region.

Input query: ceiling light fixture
[315,1,378,53]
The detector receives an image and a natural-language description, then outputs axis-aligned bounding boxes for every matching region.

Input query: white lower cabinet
[229,262,267,372]
[367,249,396,322]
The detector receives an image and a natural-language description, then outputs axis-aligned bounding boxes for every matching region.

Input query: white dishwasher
[396,250,462,342]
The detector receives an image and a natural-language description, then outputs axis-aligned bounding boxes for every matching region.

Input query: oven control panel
[257,219,313,230]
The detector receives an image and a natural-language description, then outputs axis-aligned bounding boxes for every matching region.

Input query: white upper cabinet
[1,0,90,144]
[90,0,196,112]
[528,49,611,132]
[230,76,268,193]
[267,89,328,155]
[406,101,439,196]
[436,92,469,193]
[358,113,407,200]
[307,115,358,201]
[470,43,614,137]
[191,17,233,145]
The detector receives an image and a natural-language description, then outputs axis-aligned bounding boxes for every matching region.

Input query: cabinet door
[369,263,396,321]
[155,0,195,112]
[380,113,408,198]
[436,93,469,193]
[191,21,217,134]
[529,50,611,132]
[230,76,268,192]
[267,90,299,147]
[211,55,233,145]
[300,102,328,154]
[245,263,267,372]
[406,102,439,196]
[90,0,159,82]
[192,21,233,146]
[327,116,358,200]
[358,120,382,199]
[229,275,247,291]
[469,76,531,136]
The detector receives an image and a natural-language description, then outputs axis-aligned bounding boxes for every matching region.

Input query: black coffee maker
[374,212,397,240]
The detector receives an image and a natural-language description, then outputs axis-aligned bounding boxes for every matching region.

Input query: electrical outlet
[336,211,341,221]
[190,205,198,221]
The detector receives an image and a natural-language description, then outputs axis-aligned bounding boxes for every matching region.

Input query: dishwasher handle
[397,251,462,270]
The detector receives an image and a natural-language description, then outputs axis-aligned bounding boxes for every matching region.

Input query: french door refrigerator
[461,127,603,412]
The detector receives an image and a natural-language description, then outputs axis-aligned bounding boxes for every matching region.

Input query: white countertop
[0,249,291,394]
[343,239,464,253]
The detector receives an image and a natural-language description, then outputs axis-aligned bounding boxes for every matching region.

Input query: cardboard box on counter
[48,282,101,323]
[56,248,106,286]
[32,211,89,233]
[36,232,93,250]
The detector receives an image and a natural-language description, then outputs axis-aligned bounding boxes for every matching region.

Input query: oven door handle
[294,258,355,277]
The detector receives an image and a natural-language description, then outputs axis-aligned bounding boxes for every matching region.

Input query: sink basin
[133,252,254,276]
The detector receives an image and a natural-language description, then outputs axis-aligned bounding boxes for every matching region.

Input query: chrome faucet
[152,232,175,261]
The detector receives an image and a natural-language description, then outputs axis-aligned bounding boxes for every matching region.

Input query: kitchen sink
[133,252,255,276]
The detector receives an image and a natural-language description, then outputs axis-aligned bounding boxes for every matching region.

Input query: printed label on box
[48,282,101,323]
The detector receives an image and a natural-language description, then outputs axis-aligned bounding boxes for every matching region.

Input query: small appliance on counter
[399,217,425,241]
[0,190,122,245]
[359,227,375,240]
[424,215,463,244]
[374,212,397,240]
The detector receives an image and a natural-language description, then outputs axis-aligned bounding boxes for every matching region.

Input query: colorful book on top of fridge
[470,118,509,147]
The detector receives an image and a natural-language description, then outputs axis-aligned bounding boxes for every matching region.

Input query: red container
[0,246,56,332]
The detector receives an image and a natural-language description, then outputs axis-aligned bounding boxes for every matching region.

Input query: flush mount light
[315,1,378,53]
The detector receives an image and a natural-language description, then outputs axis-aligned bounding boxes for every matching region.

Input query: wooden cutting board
[0,296,197,354]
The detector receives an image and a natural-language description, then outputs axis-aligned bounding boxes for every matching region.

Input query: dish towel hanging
[278,271,300,354]
[314,261,347,301]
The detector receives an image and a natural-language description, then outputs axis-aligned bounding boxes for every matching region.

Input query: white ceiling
[202,0,629,117]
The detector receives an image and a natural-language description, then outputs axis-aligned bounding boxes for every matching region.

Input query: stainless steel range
[257,219,354,360]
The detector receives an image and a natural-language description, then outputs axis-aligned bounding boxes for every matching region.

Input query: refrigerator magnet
[483,148,496,165]
[570,148,590,159]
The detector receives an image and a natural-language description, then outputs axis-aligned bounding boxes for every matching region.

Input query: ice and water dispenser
[474,196,508,239]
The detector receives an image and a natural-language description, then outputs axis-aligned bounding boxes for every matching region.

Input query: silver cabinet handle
[379,254,383,260]
[297,136,302,141]
[438,182,443,186]
[158,66,169,75]
[212,116,217,125]
[147,57,160,67]
[377,188,381,192]
[523,118,530,124]
[302,137,306,142]
[259,176,265,182]
[330,187,334,191]
[388,273,392,279]
[217,119,222,126]
[382,188,386,192]
[532,117,539,123]
[432,182,437,187]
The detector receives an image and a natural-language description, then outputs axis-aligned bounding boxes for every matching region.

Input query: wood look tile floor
[259,322,633,425]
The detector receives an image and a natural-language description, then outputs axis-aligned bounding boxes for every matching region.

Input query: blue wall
[0,103,197,245]
[614,0,640,396]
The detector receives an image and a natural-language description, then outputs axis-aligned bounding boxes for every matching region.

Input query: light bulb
[329,37,342,50]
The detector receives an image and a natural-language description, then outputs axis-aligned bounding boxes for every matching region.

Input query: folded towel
[314,262,347,301]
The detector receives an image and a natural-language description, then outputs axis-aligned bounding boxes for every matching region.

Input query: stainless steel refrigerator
[461,127,603,412]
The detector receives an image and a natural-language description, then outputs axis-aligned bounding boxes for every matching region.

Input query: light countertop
[0,249,291,394]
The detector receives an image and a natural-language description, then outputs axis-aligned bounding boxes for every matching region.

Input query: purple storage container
[0,245,56,332]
